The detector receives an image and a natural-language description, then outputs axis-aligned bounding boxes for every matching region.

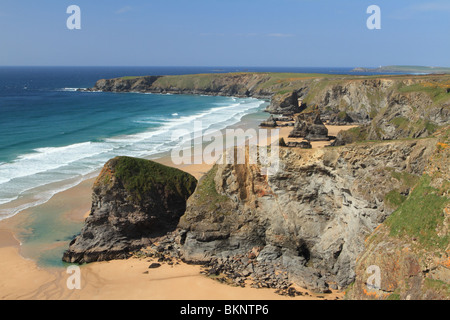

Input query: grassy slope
[102,156,197,203]
[386,175,449,250]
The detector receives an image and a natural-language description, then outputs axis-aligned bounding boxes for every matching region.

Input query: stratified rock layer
[347,128,450,300]
[85,73,450,144]
[62,157,197,264]
[177,139,437,292]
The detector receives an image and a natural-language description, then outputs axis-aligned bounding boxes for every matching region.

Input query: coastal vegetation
[111,156,198,203]
[69,71,450,299]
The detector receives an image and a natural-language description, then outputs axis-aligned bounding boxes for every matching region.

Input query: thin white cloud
[266,33,295,38]
[116,6,133,14]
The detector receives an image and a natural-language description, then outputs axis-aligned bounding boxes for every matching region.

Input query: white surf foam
[0,97,266,220]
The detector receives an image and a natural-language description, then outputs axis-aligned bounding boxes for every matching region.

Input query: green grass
[386,175,449,250]
[120,76,143,80]
[111,156,197,203]
[424,278,450,296]
[398,83,450,103]
[384,190,407,209]
[195,165,231,211]
[389,117,410,130]
[389,169,420,189]
[339,126,368,143]
[386,293,401,300]
[388,117,440,137]
[338,111,349,120]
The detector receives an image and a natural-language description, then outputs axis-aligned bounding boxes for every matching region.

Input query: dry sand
[0,124,354,300]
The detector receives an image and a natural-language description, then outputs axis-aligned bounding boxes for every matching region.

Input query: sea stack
[62,156,197,264]
[289,111,329,141]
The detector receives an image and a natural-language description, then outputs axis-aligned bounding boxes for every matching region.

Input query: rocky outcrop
[288,111,329,141]
[286,141,312,149]
[85,73,274,99]
[317,79,449,144]
[259,115,277,128]
[176,139,437,292]
[62,156,197,264]
[88,76,161,92]
[265,91,300,114]
[346,128,450,300]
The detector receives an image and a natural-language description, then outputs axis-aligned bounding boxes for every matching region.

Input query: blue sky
[0,0,449,67]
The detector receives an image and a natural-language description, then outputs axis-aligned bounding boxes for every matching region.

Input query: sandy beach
[0,121,352,301]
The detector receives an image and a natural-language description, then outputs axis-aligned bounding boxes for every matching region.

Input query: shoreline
[0,111,352,300]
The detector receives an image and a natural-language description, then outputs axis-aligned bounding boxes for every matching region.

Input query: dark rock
[289,111,329,141]
[260,115,277,128]
[176,139,436,292]
[149,263,161,269]
[286,141,312,149]
[208,268,220,276]
[266,91,300,114]
[62,157,197,264]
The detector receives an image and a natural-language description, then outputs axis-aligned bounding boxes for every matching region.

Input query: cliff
[70,72,450,297]
[346,128,449,300]
[177,138,438,292]
[85,73,450,143]
[62,156,197,264]
[87,73,275,99]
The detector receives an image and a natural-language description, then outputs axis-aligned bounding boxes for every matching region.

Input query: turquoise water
[0,67,268,222]
[0,66,388,267]
[0,67,271,267]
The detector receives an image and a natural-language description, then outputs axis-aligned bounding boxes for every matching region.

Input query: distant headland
[352,65,450,74]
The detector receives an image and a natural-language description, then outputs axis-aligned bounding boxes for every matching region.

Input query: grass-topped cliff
[87,72,450,144]
[74,73,449,297]
[105,156,197,204]
[63,157,197,264]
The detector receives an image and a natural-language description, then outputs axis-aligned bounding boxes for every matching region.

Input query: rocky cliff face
[87,73,274,99]
[91,76,161,92]
[176,139,437,292]
[75,73,449,297]
[265,91,301,114]
[86,74,449,144]
[346,128,449,300]
[62,157,197,264]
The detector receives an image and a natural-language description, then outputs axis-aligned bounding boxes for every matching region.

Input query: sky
[0,0,449,67]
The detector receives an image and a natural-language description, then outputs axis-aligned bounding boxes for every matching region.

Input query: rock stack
[62,156,197,264]
[289,111,329,141]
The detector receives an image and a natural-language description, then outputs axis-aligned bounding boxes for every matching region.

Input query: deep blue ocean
[0,66,400,221]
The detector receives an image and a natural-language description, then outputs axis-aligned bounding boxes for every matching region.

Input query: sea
[0,66,406,267]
